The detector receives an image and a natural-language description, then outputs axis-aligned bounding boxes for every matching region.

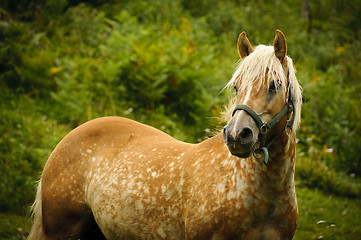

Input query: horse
[27,29,302,240]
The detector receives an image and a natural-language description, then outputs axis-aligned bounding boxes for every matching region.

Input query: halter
[231,88,296,164]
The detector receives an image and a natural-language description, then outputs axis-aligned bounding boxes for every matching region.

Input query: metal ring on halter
[253,150,262,159]
[254,147,269,165]
[259,123,270,134]
[285,120,292,137]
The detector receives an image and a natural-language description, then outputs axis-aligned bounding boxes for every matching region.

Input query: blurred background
[0,0,360,239]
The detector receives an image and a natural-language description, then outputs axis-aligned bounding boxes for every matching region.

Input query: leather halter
[231,88,296,164]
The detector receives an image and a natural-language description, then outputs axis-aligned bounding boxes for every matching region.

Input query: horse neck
[261,131,297,190]
[200,131,296,193]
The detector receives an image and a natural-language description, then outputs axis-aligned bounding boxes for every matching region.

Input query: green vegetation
[1,0,360,238]
[294,187,361,239]
[0,213,31,240]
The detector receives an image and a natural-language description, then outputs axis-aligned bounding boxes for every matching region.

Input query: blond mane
[223,45,302,131]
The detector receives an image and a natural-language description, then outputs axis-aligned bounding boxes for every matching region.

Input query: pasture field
[295,187,361,240]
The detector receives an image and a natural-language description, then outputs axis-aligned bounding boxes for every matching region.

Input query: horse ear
[273,29,287,62]
[238,32,254,59]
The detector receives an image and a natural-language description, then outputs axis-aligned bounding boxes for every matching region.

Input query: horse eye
[234,85,238,93]
[269,80,280,93]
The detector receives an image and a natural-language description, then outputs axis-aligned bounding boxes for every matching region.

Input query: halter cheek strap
[231,91,295,164]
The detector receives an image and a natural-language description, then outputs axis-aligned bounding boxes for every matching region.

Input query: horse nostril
[223,127,231,143]
[238,127,253,143]
[222,127,227,143]
[223,127,236,145]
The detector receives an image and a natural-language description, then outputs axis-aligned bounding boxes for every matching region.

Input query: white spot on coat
[157,226,167,238]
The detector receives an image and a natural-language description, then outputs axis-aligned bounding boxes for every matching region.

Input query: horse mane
[222,45,302,131]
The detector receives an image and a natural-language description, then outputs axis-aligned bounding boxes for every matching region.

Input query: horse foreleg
[40,191,92,240]
[41,206,91,240]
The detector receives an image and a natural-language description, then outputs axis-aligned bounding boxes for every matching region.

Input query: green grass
[0,213,30,240]
[1,187,360,240]
[294,187,361,240]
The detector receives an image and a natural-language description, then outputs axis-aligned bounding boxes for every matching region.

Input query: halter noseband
[231,89,296,164]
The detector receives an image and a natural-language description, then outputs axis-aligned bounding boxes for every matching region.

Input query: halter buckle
[259,123,270,133]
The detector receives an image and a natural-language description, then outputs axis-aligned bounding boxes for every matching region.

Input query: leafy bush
[0,91,69,213]
[296,154,361,199]
[46,5,229,140]
[297,59,361,174]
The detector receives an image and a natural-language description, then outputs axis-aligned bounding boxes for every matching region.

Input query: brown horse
[28,30,302,240]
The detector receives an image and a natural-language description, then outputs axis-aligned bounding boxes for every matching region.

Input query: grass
[0,213,30,240]
[294,187,361,240]
[1,187,360,240]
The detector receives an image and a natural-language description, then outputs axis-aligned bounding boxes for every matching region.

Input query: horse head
[223,30,302,163]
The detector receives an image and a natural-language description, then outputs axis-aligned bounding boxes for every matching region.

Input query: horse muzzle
[223,120,258,158]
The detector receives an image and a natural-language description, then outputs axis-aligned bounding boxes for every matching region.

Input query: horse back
[42,116,189,195]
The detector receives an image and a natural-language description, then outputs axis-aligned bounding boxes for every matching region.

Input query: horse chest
[181,155,296,239]
[184,189,297,240]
